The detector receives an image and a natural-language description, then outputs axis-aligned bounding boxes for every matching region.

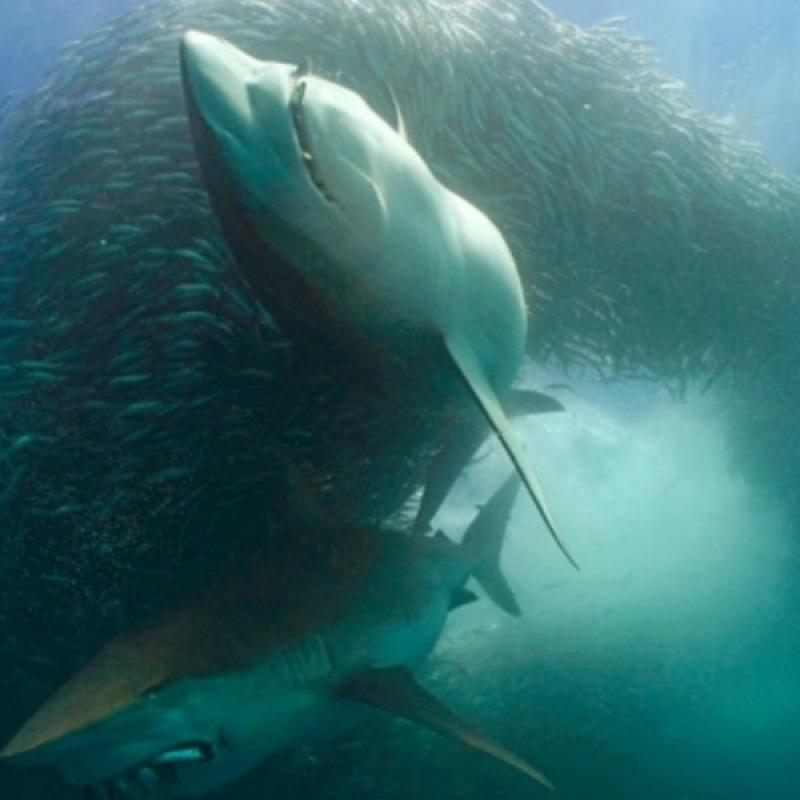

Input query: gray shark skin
[179,31,575,569]
[1,473,552,797]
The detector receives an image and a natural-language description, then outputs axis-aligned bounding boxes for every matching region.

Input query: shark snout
[180,31,299,166]
[181,31,258,136]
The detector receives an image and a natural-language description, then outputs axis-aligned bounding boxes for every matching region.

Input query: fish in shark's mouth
[85,741,215,798]
[288,72,337,204]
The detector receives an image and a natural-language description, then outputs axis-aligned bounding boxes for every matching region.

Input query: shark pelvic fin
[462,472,522,617]
[506,389,564,417]
[449,586,479,611]
[443,334,579,571]
[334,666,553,791]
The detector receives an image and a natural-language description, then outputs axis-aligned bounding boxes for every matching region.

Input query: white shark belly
[357,600,448,671]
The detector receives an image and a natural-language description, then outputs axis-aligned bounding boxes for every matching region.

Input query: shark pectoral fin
[443,335,579,571]
[507,389,564,417]
[334,666,553,791]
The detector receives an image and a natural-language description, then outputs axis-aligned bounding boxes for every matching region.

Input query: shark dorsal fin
[377,78,407,142]
[334,666,553,791]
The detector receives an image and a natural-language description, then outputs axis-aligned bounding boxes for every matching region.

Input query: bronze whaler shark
[1,473,552,796]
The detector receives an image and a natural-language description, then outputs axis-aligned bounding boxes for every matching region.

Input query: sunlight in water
[434,374,800,796]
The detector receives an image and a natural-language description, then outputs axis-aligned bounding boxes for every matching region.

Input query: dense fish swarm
[1,0,799,796]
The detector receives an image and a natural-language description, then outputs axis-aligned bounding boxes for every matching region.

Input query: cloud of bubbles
[432,374,800,798]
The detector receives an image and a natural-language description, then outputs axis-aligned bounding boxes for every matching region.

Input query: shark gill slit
[278,635,333,689]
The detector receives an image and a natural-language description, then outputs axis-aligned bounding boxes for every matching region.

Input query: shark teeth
[289,76,337,204]
[85,741,215,798]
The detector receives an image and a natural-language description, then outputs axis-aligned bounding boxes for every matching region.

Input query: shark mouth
[83,741,214,799]
[288,72,337,204]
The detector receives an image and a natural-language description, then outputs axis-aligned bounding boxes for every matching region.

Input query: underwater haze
[1,1,800,799]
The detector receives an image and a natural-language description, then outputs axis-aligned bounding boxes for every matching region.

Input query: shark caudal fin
[461,472,522,617]
[444,334,579,571]
[335,666,553,791]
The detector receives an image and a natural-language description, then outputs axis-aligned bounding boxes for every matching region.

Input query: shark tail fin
[462,472,522,617]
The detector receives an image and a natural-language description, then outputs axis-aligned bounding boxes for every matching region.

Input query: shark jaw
[181,30,577,569]
[52,664,366,797]
[15,662,364,797]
